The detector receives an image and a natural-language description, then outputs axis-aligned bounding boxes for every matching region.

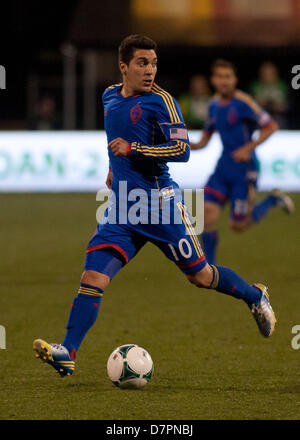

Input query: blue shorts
[85,197,207,278]
[204,167,258,222]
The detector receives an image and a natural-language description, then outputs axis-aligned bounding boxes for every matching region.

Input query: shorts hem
[176,255,207,274]
[86,244,129,264]
[204,186,227,205]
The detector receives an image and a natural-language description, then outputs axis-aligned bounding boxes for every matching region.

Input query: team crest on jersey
[227,108,238,125]
[130,104,143,124]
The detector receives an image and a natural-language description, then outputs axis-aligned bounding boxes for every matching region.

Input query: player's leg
[33,248,124,376]
[252,189,295,223]
[60,248,124,358]
[80,269,111,289]
[229,181,255,233]
[33,223,146,376]
[158,201,263,307]
[187,262,260,305]
[229,180,295,232]
[201,175,227,264]
[202,201,221,264]
[186,263,276,337]
[201,186,276,335]
[60,222,147,362]
[156,202,276,337]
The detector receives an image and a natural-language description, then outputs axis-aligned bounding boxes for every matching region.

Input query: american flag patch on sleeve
[170,127,188,139]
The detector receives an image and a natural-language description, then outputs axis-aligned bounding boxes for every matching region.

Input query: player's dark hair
[118,34,157,65]
[211,59,237,76]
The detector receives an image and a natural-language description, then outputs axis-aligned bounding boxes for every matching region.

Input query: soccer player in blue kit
[191,59,294,265]
[33,36,276,377]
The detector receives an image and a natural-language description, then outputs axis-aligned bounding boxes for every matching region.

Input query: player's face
[211,67,237,97]
[120,49,158,94]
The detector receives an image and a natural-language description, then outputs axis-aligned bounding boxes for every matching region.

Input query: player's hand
[231,142,255,162]
[106,170,113,189]
[108,137,130,156]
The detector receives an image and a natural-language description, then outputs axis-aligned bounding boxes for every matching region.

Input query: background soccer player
[191,59,294,265]
[33,36,276,378]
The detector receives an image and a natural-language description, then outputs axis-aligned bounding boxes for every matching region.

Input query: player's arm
[108,136,190,163]
[190,103,215,150]
[190,130,212,150]
[232,119,278,162]
[249,119,278,148]
[232,92,278,162]
[130,91,189,162]
[130,137,190,163]
[108,93,190,163]
[143,91,190,162]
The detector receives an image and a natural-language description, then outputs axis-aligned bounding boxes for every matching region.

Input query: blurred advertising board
[0,130,299,192]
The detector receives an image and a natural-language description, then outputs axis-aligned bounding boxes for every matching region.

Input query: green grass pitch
[0,193,299,420]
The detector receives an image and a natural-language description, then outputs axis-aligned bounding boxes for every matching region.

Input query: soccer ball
[107,344,154,389]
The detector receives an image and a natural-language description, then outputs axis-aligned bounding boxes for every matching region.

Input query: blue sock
[252,195,278,223]
[210,265,262,306]
[62,283,103,356]
[202,231,218,265]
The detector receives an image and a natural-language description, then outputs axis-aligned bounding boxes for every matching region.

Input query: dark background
[1,0,299,129]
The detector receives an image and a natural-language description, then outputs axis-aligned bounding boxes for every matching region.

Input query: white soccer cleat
[272,189,295,214]
[250,283,277,338]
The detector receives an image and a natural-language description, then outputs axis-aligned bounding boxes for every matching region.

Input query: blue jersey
[204,89,273,177]
[85,83,207,277]
[103,82,190,193]
[203,90,274,220]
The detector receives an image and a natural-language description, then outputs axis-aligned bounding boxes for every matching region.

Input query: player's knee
[80,270,110,290]
[204,208,214,226]
[186,264,213,289]
[204,203,220,229]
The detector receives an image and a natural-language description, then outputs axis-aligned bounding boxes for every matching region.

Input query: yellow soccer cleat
[33,339,75,377]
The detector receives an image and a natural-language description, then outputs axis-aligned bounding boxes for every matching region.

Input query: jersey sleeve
[238,94,274,128]
[129,92,190,163]
[102,86,112,107]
